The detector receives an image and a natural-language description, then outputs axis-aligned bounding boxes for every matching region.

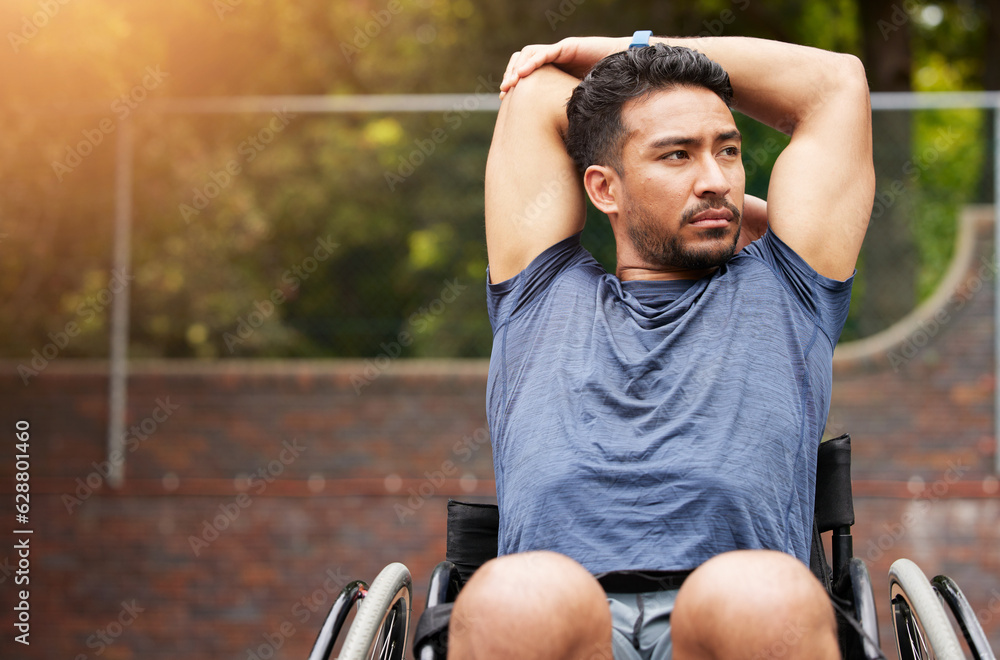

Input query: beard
[624,195,743,271]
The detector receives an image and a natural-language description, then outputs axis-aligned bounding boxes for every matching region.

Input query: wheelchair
[308,434,996,660]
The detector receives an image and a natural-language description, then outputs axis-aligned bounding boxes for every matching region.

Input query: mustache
[681,197,742,224]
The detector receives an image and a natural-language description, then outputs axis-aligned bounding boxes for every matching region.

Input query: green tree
[1,0,994,360]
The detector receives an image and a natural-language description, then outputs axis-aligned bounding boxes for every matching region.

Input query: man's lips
[687,210,734,228]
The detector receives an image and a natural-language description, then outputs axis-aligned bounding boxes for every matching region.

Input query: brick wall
[0,360,497,660]
[1,211,998,659]
[829,207,1000,652]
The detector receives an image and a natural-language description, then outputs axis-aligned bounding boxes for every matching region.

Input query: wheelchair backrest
[444,432,856,580]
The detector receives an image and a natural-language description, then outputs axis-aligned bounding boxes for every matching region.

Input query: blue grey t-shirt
[485,230,853,574]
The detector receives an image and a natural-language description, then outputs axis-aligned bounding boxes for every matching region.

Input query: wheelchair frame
[309,433,996,660]
[308,562,412,660]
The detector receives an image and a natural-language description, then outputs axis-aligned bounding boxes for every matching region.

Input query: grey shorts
[607,589,678,660]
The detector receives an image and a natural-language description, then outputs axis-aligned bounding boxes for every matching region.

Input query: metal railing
[95,91,1000,485]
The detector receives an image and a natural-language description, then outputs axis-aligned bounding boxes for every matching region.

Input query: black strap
[632,593,645,650]
[811,520,832,592]
[596,569,692,593]
[413,603,454,653]
[827,593,887,660]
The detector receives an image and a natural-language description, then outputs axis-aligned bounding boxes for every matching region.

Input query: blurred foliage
[0,0,995,359]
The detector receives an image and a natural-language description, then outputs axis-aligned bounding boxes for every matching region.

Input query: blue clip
[629,30,653,49]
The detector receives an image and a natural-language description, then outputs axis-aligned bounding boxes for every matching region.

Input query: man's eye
[721,146,741,157]
[661,151,687,160]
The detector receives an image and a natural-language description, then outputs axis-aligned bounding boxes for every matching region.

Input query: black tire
[339,562,412,660]
[889,558,964,659]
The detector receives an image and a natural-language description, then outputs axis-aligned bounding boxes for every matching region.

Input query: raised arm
[486,38,633,284]
[667,37,874,281]
[502,36,874,281]
[485,66,582,284]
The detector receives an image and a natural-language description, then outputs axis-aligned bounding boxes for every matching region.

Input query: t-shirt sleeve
[486,233,597,330]
[740,230,855,346]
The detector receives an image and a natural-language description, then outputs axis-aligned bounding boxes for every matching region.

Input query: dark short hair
[565,44,734,175]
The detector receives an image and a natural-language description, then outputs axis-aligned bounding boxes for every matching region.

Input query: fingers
[497,37,631,98]
[498,43,563,99]
[499,50,522,99]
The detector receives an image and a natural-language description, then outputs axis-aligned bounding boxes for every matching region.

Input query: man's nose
[694,156,732,198]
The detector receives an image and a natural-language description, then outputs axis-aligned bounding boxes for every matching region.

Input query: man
[449,34,874,659]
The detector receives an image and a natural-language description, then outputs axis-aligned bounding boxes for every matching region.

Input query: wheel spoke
[904,601,928,658]
[339,563,411,660]
[889,559,964,660]
[904,614,917,655]
[370,608,397,660]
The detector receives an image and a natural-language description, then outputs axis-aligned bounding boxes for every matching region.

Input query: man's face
[615,85,746,272]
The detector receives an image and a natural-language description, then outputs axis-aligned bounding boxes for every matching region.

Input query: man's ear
[583,164,620,216]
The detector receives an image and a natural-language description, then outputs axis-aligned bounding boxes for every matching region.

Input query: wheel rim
[888,558,965,660]
[932,575,997,660]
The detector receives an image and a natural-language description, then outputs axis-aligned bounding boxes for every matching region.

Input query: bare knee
[448,551,612,660]
[672,550,838,660]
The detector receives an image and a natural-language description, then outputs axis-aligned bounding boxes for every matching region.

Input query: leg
[447,550,613,660]
[672,549,839,660]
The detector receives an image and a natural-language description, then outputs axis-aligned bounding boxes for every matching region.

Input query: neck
[610,216,733,282]
[614,238,720,281]
[616,262,719,282]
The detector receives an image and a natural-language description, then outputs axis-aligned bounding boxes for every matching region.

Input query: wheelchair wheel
[931,575,997,660]
[889,559,964,659]
[339,562,412,660]
[307,581,368,660]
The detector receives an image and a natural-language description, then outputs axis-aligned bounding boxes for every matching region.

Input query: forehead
[621,86,737,149]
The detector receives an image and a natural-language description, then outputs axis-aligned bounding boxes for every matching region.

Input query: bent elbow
[498,65,575,131]
[834,53,871,103]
